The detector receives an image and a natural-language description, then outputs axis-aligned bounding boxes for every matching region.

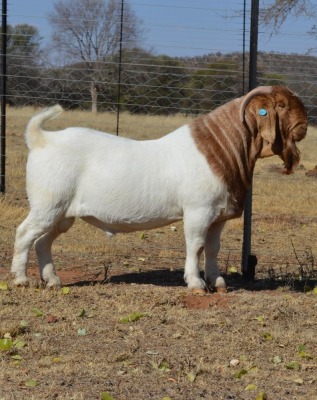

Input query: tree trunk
[90,82,98,113]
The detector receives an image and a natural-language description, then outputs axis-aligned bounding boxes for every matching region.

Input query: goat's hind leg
[11,214,52,286]
[35,217,75,288]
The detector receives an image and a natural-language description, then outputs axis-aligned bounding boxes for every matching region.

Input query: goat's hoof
[13,277,30,287]
[215,287,227,293]
[44,277,62,290]
[190,288,207,295]
[46,281,62,290]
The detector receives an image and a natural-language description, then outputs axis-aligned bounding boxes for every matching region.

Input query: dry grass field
[0,107,317,400]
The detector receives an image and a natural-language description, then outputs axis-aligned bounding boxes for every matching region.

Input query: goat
[11,86,307,292]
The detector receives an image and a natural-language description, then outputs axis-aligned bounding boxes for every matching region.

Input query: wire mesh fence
[4,1,317,121]
[1,0,317,283]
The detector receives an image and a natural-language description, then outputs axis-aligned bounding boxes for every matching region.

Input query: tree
[3,24,43,105]
[186,60,241,113]
[48,0,144,112]
[260,0,316,32]
[7,24,42,63]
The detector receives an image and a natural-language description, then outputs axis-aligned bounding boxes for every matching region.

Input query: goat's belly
[66,189,183,233]
[80,215,181,234]
[66,196,183,233]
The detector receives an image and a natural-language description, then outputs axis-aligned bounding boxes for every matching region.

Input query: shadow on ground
[68,267,316,293]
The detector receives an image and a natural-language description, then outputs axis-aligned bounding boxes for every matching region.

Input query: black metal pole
[116,0,124,136]
[248,0,259,90]
[0,0,7,193]
[242,0,259,280]
[242,0,246,95]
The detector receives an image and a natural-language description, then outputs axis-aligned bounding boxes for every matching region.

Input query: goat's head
[240,85,308,173]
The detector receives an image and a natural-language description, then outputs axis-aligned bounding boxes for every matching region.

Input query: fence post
[116,0,124,136]
[0,0,7,194]
[241,0,259,280]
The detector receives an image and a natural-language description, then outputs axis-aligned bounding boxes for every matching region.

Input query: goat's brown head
[240,85,308,173]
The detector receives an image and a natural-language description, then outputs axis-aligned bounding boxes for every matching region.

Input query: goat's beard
[280,140,300,174]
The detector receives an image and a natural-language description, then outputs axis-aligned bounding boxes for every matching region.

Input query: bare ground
[1,279,317,400]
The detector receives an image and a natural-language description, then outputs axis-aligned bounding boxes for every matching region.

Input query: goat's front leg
[35,217,75,288]
[183,210,212,292]
[204,221,227,292]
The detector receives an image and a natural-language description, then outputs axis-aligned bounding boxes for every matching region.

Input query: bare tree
[49,0,144,112]
[260,0,316,32]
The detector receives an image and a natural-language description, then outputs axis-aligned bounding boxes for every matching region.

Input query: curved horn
[239,86,273,122]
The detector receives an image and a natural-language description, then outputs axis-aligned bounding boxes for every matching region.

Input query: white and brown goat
[11,86,308,291]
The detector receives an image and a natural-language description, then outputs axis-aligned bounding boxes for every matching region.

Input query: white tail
[26,104,63,150]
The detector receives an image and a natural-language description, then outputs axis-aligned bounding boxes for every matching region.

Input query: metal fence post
[116,0,124,136]
[0,0,7,194]
[241,0,259,280]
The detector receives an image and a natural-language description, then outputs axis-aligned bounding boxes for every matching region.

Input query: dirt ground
[0,112,317,400]
[1,277,317,400]
[1,192,317,400]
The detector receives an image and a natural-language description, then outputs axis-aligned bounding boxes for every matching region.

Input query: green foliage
[260,72,286,86]
[119,312,148,324]
[285,361,301,370]
[245,384,258,391]
[25,379,39,388]
[61,287,70,295]
[7,24,42,57]
[185,60,241,112]
[255,392,267,400]
[0,338,13,351]
[32,308,44,317]
[100,393,115,400]
[233,368,248,379]
[151,359,171,372]
[263,332,273,340]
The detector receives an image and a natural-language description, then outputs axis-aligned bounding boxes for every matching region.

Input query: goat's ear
[257,105,277,144]
[252,97,276,144]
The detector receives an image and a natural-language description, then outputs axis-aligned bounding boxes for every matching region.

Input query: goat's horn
[239,86,273,122]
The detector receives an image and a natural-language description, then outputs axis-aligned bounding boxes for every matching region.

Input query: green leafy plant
[119,312,148,324]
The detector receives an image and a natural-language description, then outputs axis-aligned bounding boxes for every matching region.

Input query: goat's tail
[25,104,63,150]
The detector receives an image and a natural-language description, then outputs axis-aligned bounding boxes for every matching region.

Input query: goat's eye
[277,102,285,108]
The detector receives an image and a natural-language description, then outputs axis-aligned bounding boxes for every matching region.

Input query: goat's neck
[190,99,255,215]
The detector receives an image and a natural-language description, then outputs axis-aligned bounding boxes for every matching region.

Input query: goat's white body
[27,125,226,232]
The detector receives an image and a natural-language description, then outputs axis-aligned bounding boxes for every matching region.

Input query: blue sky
[7,0,317,57]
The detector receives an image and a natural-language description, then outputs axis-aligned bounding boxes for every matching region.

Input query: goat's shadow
[68,268,315,293]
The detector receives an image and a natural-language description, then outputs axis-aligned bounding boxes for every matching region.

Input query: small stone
[46,314,59,323]
[230,359,240,367]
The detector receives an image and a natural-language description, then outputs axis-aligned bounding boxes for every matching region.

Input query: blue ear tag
[259,108,267,116]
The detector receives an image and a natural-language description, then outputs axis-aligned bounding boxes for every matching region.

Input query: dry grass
[1,108,317,399]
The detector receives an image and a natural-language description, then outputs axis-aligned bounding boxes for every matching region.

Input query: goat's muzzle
[280,122,308,174]
[291,122,308,142]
